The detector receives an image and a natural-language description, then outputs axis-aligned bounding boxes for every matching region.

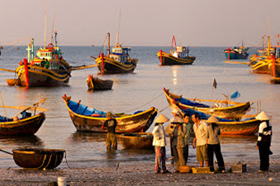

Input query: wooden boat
[95,33,138,74]
[62,95,157,133]
[163,88,251,120]
[117,132,153,149]
[86,75,113,91]
[269,58,280,84]
[12,148,65,169]
[6,33,71,87]
[0,112,45,135]
[157,36,196,65]
[224,45,249,60]
[165,93,261,135]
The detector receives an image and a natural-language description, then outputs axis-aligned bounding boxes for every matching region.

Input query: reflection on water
[69,131,107,143]
[0,135,44,148]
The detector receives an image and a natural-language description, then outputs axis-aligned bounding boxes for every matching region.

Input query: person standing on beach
[192,112,209,167]
[182,113,192,165]
[152,114,170,174]
[205,115,225,172]
[101,112,117,150]
[165,109,180,164]
[171,117,186,172]
[256,111,272,172]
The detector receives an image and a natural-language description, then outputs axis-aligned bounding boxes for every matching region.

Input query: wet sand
[1,161,280,186]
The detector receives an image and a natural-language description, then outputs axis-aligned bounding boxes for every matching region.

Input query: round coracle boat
[118,132,153,149]
[12,148,65,169]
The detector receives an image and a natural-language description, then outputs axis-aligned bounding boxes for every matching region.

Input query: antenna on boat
[44,4,47,49]
[115,9,121,47]
[51,10,56,43]
[107,32,110,55]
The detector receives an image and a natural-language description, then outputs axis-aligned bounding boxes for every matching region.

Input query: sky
[1,0,280,47]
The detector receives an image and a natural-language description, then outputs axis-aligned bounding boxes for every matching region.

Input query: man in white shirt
[192,112,209,167]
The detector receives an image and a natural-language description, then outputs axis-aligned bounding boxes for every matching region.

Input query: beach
[1,160,279,186]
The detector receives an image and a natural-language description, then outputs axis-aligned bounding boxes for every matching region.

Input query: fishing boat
[0,112,45,135]
[12,148,65,169]
[86,75,113,91]
[224,45,249,60]
[164,88,251,120]
[117,132,153,149]
[269,58,280,84]
[6,33,71,87]
[157,36,196,65]
[62,95,157,133]
[95,33,138,74]
[249,36,278,74]
[164,92,261,135]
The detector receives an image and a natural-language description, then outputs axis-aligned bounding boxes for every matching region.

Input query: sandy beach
[0,160,279,186]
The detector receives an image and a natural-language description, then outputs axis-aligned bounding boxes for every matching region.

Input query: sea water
[0,46,279,168]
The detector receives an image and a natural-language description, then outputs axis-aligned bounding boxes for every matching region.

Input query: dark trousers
[155,146,166,172]
[259,142,270,171]
[183,145,189,164]
[170,139,174,157]
[207,144,225,171]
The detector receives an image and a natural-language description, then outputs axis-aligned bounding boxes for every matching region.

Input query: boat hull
[117,132,153,149]
[63,97,157,133]
[224,51,249,59]
[157,52,195,65]
[87,76,113,91]
[8,65,71,87]
[95,57,138,74]
[0,113,45,135]
[12,148,65,169]
[164,89,251,119]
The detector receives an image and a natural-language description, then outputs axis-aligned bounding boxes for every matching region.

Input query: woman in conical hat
[152,114,170,174]
[206,115,225,172]
[256,111,272,172]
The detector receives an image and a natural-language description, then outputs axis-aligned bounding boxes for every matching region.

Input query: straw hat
[256,111,270,120]
[171,109,179,115]
[155,114,169,123]
[171,117,184,124]
[106,112,113,118]
[205,115,219,123]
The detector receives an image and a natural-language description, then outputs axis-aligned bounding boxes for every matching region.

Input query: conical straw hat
[205,115,219,123]
[171,117,184,124]
[256,111,270,120]
[155,114,169,123]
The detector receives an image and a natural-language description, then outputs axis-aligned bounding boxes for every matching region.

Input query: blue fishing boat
[224,45,249,60]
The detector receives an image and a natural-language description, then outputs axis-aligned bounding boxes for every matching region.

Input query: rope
[64,151,71,168]
[122,92,164,113]
[158,105,170,113]
[46,99,64,111]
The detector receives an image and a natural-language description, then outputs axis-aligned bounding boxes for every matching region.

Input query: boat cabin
[110,47,131,63]
[173,46,190,58]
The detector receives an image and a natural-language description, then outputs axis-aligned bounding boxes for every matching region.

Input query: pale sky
[1,0,280,47]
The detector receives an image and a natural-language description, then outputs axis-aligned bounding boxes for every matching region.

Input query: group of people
[100,108,272,174]
[152,109,272,174]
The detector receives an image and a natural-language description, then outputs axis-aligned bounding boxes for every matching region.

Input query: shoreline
[0,161,279,185]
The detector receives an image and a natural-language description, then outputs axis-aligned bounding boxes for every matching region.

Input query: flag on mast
[213,79,217,89]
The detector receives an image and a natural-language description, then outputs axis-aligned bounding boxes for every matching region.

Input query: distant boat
[86,75,113,91]
[224,44,249,60]
[95,33,138,74]
[62,95,158,133]
[157,36,196,65]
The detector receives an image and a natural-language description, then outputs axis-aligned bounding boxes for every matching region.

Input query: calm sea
[0,46,279,168]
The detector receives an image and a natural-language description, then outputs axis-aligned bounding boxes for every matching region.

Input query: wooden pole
[0,92,8,121]
[101,53,104,74]
[160,50,163,66]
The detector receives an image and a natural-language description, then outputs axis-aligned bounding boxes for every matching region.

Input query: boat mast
[115,10,121,47]
[267,36,271,56]
[107,32,110,55]
[44,5,47,49]
[50,11,56,44]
